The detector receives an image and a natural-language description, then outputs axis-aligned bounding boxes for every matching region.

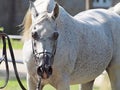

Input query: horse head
[29,1,59,79]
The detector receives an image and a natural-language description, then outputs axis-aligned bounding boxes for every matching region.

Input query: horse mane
[22,10,32,41]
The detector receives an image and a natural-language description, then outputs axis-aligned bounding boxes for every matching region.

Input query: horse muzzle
[37,65,53,79]
[34,52,54,79]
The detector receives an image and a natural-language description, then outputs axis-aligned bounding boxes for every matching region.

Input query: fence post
[86,0,93,10]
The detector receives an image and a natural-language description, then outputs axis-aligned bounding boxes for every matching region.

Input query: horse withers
[22,0,120,90]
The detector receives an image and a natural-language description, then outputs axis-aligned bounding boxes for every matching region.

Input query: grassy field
[0,79,78,90]
[1,79,99,90]
[0,39,23,49]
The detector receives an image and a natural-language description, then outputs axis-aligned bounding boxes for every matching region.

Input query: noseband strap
[32,39,57,66]
[34,51,54,65]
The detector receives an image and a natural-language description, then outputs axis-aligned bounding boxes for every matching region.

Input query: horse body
[22,0,120,90]
[70,9,115,83]
[49,7,115,86]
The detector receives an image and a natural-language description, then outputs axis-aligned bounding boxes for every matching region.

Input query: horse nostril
[37,66,43,76]
[37,65,53,78]
[47,66,53,75]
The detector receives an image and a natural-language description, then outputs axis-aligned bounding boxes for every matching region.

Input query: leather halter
[32,37,58,90]
[0,31,26,90]
[32,38,57,66]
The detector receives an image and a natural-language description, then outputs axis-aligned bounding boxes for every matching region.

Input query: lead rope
[0,31,26,90]
[32,40,42,90]
[36,76,42,90]
[0,33,9,89]
[7,35,26,90]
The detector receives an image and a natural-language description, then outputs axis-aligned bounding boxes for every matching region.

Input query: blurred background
[0,0,120,90]
[0,0,119,35]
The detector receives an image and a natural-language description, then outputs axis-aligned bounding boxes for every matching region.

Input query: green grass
[2,79,79,90]
[1,79,27,90]
[0,39,23,49]
[1,79,99,90]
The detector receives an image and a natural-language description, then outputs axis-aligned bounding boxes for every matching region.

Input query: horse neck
[56,6,83,34]
[56,6,75,30]
[56,6,85,49]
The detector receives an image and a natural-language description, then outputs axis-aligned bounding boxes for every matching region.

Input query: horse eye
[52,32,59,40]
[34,26,36,30]
[32,32,39,40]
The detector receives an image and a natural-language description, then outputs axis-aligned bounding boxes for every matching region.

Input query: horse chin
[37,67,52,79]
[37,66,53,79]
[42,71,51,79]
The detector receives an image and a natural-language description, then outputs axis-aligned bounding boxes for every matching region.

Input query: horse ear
[52,3,59,20]
[29,1,39,18]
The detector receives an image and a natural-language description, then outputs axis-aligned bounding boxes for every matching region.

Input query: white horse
[22,0,120,90]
